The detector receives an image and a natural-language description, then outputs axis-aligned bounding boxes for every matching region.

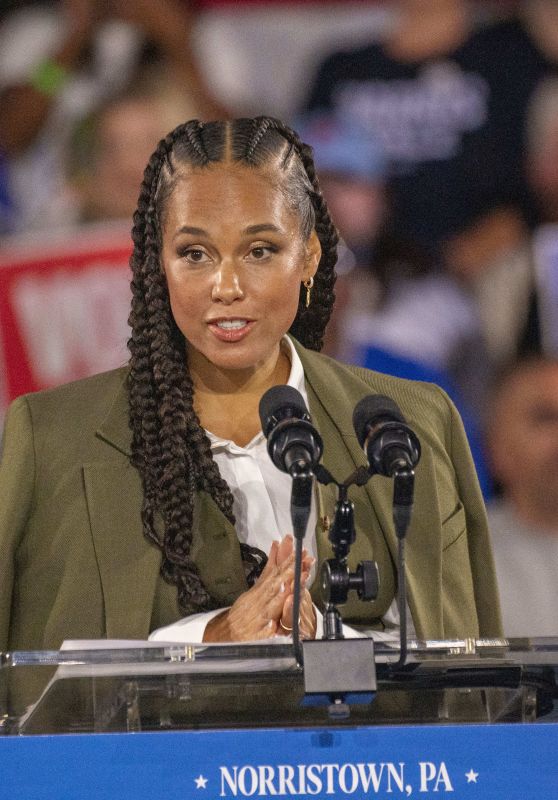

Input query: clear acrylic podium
[2,637,557,735]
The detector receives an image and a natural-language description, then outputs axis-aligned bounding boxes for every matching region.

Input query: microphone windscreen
[352,394,406,448]
[258,385,308,436]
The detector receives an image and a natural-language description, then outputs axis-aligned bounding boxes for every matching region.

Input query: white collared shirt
[206,336,318,573]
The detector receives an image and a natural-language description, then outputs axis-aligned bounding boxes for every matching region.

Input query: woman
[0,117,502,652]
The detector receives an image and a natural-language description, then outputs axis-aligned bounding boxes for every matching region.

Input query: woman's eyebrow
[174,224,282,239]
[174,225,208,239]
[243,224,282,235]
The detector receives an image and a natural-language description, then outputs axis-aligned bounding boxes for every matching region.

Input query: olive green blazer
[0,341,502,652]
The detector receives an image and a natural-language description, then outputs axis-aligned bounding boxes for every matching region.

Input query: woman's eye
[182,248,209,263]
[249,245,275,260]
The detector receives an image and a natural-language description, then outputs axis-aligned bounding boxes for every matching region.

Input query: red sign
[0,224,133,417]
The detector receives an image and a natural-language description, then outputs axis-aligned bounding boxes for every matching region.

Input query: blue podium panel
[1,723,557,799]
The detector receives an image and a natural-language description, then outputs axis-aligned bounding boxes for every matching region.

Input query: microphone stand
[301,465,378,717]
[301,458,417,711]
[261,393,324,668]
[317,467,379,640]
[391,465,415,672]
[359,414,420,673]
[288,463,314,667]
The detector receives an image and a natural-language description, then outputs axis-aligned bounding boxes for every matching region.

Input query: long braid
[128,117,338,614]
[244,117,339,350]
[129,150,166,545]
[294,140,339,349]
[129,122,229,611]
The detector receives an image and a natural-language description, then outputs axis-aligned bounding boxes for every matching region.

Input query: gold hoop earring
[303,276,314,308]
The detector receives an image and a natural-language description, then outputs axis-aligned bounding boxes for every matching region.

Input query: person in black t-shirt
[303,0,556,258]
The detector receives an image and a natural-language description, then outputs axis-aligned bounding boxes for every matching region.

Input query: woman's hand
[276,535,317,640]
[202,536,318,642]
[278,581,317,640]
[203,541,295,642]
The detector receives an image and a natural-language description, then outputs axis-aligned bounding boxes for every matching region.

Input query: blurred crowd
[1,0,558,637]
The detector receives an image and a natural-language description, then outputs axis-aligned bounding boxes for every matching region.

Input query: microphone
[259,385,323,476]
[352,394,420,477]
[353,395,421,670]
[259,385,323,665]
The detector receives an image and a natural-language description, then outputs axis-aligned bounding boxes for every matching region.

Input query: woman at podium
[0,117,502,652]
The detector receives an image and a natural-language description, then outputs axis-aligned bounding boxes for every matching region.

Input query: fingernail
[280,581,285,593]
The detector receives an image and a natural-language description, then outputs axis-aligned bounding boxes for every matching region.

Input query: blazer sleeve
[0,395,35,651]
[443,387,503,638]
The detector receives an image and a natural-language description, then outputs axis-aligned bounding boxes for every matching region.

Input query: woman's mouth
[208,318,255,342]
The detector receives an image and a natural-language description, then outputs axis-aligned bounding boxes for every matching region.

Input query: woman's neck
[191,345,292,446]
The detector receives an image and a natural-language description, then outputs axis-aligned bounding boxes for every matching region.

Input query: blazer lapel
[297,342,443,638]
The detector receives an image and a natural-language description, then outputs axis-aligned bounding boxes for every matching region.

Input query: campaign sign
[0,224,132,419]
[1,723,557,799]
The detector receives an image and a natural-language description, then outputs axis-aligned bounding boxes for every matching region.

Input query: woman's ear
[304,229,322,280]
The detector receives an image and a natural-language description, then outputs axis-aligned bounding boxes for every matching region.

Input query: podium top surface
[3,635,558,669]
[2,637,558,735]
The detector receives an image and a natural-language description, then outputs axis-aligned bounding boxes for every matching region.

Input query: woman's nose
[211,261,245,303]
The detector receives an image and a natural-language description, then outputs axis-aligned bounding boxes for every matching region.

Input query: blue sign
[1,723,557,799]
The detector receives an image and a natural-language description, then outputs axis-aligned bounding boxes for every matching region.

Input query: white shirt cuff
[149,608,227,643]
[148,604,367,644]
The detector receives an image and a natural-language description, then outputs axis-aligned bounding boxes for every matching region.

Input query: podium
[1,637,558,798]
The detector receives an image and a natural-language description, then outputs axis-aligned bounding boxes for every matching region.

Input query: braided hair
[127,117,339,614]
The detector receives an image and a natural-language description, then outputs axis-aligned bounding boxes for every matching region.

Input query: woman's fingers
[302,552,315,574]
[277,534,293,564]
[299,592,317,639]
[204,549,299,642]
[259,540,279,579]
[203,538,318,643]
[279,589,317,640]
[204,595,278,642]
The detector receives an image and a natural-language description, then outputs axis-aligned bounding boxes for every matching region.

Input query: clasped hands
[203,535,317,642]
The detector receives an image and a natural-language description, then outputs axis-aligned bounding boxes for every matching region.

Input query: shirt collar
[206,335,306,451]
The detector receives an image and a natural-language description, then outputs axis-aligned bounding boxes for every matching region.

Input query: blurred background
[1,0,558,635]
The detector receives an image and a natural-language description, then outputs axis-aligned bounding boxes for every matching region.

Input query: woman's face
[160,162,320,384]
